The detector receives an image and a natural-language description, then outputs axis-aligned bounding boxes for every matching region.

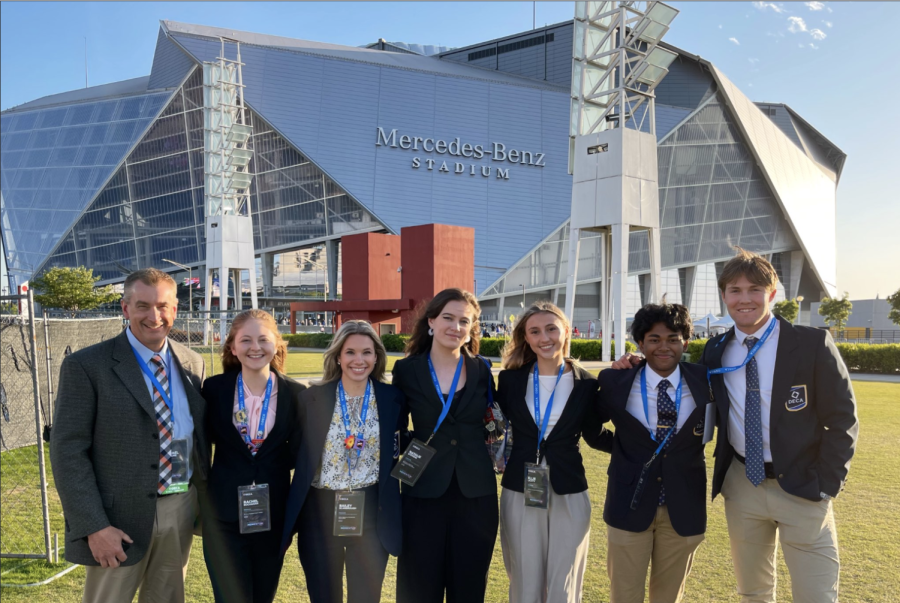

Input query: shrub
[687,339,709,363]
[380,333,410,353]
[473,337,636,360]
[835,343,900,374]
[283,332,334,348]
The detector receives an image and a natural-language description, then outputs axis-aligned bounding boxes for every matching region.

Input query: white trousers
[500,486,592,603]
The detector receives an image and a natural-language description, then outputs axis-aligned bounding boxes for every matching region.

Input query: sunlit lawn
[2,364,897,603]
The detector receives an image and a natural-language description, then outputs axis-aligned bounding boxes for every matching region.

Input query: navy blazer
[281,379,404,556]
[597,362,713,537]
[201,370,304,526]
[702,316,858,502]
[496,362,612,495]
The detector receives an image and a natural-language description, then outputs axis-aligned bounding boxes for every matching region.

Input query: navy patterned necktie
[743,336,765,487]
[149,354,175,494]
[656,378,677,505]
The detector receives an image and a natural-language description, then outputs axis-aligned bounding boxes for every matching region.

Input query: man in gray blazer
[51,268,209,603]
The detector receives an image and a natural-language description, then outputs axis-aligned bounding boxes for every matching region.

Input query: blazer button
[450,439,457,446]
[150,463,158,470]
[151,433,159,440]
[778,474,784,479]
[148,492,156,499]
[663,454,667,458]
[656,477,662,482]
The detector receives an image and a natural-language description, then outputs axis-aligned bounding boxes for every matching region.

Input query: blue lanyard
[338,379,372,482]
[709,317,776,377]
[130,345,173,413]
[640,368,683,456]
[533,363,565,460]
[237,372,274,453]
[426,355,464,445]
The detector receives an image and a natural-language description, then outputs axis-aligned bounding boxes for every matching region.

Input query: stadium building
[0,19,844,327]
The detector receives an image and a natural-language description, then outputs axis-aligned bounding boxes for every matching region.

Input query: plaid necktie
[743,337,766,487]
[149,354,174,494]
[656,378,677,505]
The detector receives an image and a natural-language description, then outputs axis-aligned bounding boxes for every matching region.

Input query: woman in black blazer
[281,320,403,603]
[496,301,611,603]
[392,288,498,603]
[201,309,305,603]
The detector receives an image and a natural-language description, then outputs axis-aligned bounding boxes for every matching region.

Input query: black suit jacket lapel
[307,381,339,472]
[608,365,656,437]
[169,341,204,426]
[671,363,710,447]
[254,372,293,458]
[452,355,482,418]
[414,354,444,413]
[770,317,799,436]
[111,331,158,420]
[706,328,734,420]
[219,371,255,459]
[547,365,589,441]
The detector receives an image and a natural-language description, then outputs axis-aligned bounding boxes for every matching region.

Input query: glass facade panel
[26,69,384,284]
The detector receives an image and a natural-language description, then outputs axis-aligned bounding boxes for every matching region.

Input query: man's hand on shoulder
[87,525,133,568]
[609,353,643,370]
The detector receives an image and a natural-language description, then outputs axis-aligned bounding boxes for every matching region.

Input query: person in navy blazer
[282,320,403,603]
[597,303,713,603]
[200,309,305,603]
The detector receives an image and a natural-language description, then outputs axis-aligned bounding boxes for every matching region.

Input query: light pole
[163,259,193,348]
[521,284,526,308]
[794,295,804,325]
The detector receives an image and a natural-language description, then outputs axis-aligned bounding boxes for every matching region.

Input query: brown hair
[315,320,388,385]
[404,288,481,357]
[717,247,779,292]
[123,268,177,302]
[221,309,287,373]
[501,301,579,370]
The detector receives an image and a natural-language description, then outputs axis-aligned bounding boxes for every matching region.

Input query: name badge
[333,490,365,537]
[701,402,716,444]
[390,439,436,487]
[165,438,191,494]
[237,483,271,534]
[786,385,808,411]
[524,463,550,509]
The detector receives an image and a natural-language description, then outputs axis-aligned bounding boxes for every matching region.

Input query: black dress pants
[396,474,500,603]
[202,514,285,603]
[296,483,389,603]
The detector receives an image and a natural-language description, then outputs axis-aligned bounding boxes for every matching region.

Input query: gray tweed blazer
[50,330,209,566]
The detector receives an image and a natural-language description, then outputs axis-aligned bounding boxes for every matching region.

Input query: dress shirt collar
[643,363,681,391]
[733,313,776,346]
[126,326,170,364]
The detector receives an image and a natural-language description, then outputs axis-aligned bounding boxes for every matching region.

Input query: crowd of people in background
[49,247,857,603]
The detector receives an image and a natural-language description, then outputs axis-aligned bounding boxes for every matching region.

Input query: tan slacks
[82,486,197,603]
[606,505,705,603]
[721,457,840,603]
[500,486,592,603]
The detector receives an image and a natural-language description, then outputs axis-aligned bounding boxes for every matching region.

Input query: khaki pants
[82,486,197,603]
[606,505,704,603]
[500,487,592,603]
[721,457,840,603]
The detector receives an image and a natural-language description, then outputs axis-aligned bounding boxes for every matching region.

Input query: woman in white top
[496,301,613,603]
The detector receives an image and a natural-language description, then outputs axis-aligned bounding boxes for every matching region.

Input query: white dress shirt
[626,364,696,436]
[524,369,575,439]
[722,314,779,462]
[126,327,195,478]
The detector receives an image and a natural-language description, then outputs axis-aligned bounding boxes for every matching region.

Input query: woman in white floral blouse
[281,320,405,603]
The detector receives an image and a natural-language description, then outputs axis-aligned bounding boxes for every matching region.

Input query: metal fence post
[42,309,54,431]
[26,290,53,562]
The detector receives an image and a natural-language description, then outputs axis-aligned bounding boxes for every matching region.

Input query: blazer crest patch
[692,421,704,436]
[786,385,808,411]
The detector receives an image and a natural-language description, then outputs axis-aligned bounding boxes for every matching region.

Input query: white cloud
[748,83,754,88]
[729,37,740,45]
[748,58,760,64]
[798,43,805,48]
[752,1,787,14]
[825,21,833,28]
[805,1,825,10]
[719,24,723,29]
[788,16,808,33]
[810,28,827,40]
[809,43,819,49]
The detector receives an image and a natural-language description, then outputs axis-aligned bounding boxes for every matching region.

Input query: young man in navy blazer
[598,303,713,603]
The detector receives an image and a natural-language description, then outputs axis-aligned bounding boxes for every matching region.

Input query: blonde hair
[221,309,287,373]
[718,247,779,292]
[501,301,578,370]
[316,320,388,385]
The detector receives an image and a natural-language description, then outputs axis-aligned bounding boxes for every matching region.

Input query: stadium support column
[563,226,581,353]
[326,239,339,302]
[260,252,275,298]
[611,222,629,360]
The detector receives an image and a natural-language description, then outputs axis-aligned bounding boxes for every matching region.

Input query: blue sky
[2,1,897,299]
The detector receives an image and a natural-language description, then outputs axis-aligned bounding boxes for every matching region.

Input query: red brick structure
[290,224,474,335]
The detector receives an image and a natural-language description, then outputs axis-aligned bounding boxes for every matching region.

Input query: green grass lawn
[2,379,898,602]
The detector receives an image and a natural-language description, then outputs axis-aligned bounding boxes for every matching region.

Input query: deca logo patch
[693,422,704,436]
[786,385,808,412]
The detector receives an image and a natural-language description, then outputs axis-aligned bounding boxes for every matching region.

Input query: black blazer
[496,362,611,495]
[597,362,713,537]
[392,353,497,499]
[281,379,404,556]
[702,316,858,502]
[201,370,304,526]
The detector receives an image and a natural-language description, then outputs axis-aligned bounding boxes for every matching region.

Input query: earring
[337,360,341,365]
[465,336,471,343]
[428,328,434,336]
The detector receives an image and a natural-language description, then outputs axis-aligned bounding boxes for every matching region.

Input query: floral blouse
[311,386,381,490]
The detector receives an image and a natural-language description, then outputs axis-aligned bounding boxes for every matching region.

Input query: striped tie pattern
[149,354,174,494]
[743,337,766,487]
[656,378,678,505]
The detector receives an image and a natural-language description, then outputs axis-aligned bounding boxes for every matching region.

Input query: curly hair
[404,288,481,357]
[630,303,693,343]
[501,301,578,370]
[315,320,388,385]
[221,309,287,373]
